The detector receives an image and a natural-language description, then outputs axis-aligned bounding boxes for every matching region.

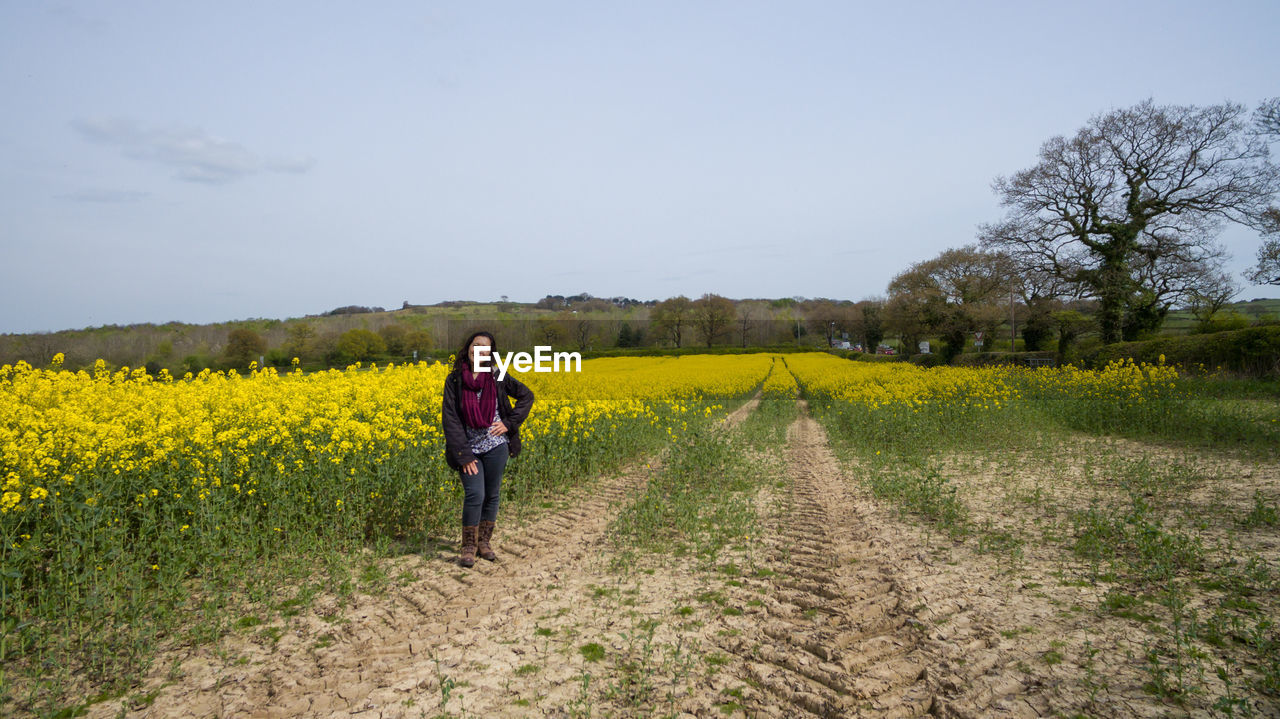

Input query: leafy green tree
[283,322,316,361]
[334,329,385,364]
[224,329,266,369]
[1053,311,1092,363]
[617,323,639,347]
[887,245,1016,360]
[859,301,885,352]
[1021,298,1056,351]
[378,323,409,355]
[402,329,432,358]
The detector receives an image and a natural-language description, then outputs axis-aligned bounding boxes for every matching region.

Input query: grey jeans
[460,441,508,525]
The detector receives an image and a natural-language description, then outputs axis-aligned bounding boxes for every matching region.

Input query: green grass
[1163,297,1280,329]
[1243,490,1279,528]
[607,391,794,562]
[579,643,605,662]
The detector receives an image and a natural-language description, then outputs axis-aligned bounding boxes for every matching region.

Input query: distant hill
[0,301,571,373]
[1162,297,1280,332]
[0,294,720,372]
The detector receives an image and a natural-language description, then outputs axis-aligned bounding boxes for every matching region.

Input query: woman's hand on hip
[462,459,479,475]
[487,420,509,437]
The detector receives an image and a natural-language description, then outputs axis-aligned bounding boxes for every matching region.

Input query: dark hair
[453,331,497,373]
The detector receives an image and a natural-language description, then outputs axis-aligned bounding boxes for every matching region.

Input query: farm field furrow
[712,402,938,718]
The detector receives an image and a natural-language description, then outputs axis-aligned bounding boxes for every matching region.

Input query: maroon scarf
[459,362,497,428]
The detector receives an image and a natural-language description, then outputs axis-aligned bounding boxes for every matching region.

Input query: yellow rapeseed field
[0,353,771,520]
[0,351,772,691]
[786,352,1180,412]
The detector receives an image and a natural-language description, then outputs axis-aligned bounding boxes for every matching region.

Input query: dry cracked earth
[80,397,1271,718]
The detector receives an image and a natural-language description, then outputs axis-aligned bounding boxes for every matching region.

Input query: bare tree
[692,294,735,347]
[1124,231,1233,338]
[735,300,767,347]
[1247,231,1280,286]
[923,246,1017,306]
[980,99,1280,343]
[1246,98,1280,286]
[568,311,592,351]
[651,296,693,348]
[535,317,568,346]
[19,333,61,366]
[1184,265,1241,328]
[1255,96,1280,137]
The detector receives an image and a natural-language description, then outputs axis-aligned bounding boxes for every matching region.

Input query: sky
[2,1,1278,334]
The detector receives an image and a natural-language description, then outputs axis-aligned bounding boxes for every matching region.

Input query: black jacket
[441,366,535,471]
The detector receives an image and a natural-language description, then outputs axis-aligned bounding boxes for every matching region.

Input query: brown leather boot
[477,520,497,561]
[459,525,477,567]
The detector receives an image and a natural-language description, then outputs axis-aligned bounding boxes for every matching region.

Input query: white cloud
[264,156,317,174]
[72,117,314,184]
[55,189,150,203]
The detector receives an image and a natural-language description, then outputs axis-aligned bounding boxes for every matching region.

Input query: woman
[440,331,535,567]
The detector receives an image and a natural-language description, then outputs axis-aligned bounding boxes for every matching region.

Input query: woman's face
[469,336,493,367]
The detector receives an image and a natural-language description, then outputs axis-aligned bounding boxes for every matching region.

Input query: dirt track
[702,405,930,717]
[706,403,1060,718]
[87,397,1072,718]
[87,396,761,718]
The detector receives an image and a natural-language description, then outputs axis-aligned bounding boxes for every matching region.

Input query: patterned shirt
[464,388,508,455]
